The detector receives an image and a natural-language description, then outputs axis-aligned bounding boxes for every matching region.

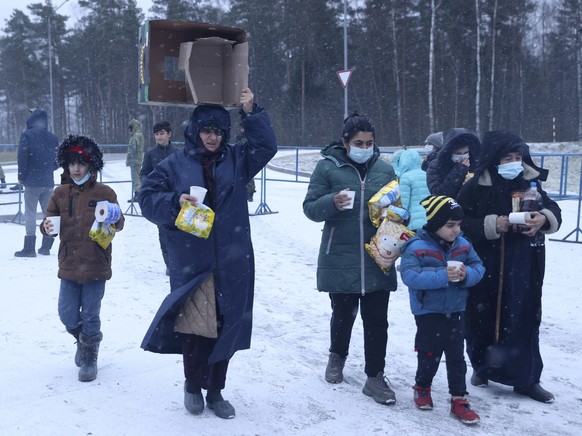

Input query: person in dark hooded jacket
[457,131,561,403]
[426,128,480,198]
[14,109,59,257]
[139,88,277,419]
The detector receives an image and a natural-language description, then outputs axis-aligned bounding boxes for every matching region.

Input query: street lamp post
[343,0,348,119]
[48,0,70,133]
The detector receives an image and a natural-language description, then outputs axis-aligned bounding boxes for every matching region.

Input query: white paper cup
[189,186,207,204]
[447,260,463,282]
[48,216,61,236]
[508,212,531,224]
[341,189,355,209]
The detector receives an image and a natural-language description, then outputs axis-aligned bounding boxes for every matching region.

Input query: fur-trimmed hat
[57,134,104,171]
[421,195,463,232]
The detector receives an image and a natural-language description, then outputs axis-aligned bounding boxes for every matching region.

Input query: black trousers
[414,312,467,396]
[158,225,169,268]
[182,334,229,392]
[329,290,390,377]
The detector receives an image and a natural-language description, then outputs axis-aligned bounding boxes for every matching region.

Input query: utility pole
[48,0,70,133]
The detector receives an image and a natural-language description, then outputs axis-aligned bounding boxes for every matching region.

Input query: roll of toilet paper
[508,212,531,224]
[95,201,121,224]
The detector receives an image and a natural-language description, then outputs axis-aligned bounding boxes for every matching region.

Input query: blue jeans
[24,185,53,236]
[58,279,106,337]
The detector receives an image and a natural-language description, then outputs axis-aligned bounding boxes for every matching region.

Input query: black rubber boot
[66,327,83,367]
[78,332,103,382]
[38,235,55,255]
[0,178,6,189]
[15,235,36,257]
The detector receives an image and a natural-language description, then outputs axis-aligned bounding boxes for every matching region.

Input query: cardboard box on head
[138,20,248,108]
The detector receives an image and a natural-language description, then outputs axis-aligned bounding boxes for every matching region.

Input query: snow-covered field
[1,156,581,435]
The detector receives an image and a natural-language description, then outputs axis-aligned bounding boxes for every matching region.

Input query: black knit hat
[421,195,464,232]
[57,134,104,171]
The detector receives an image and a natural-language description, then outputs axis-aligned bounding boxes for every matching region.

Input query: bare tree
[487,0,499,131]
[390,1,404,144]
[428,0,438,131]
[475,0,481,134]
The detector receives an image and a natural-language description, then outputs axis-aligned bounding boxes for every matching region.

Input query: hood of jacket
[26,109,49,130]
[474,130,547,182]
[392,148,422,177]
[129,119,143,133]
[435,128,481,172]
[183,105,231,160]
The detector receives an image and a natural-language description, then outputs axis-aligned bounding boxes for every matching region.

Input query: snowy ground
[1,156,582,435]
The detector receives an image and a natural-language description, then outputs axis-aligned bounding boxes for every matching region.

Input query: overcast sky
[0,0,154,34]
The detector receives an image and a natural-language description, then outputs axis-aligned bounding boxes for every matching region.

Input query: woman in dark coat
[139,88,277,419]
[457,130,561,403]
[303,112,399,406]
[426,128,480,198]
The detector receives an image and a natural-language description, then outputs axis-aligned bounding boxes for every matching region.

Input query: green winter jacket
[303,141,398,294]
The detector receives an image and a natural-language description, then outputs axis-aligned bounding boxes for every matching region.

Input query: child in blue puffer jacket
[399,195,485,425]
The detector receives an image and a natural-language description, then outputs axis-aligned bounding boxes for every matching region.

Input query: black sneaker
[325,352,346,384]
[514,383,554,403]
[470,370,488,387]
[362,372,396,405]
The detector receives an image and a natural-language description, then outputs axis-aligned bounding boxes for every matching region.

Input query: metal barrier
[3,146,582,242]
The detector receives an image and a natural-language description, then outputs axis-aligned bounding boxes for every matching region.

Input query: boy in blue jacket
[399,195,485,425]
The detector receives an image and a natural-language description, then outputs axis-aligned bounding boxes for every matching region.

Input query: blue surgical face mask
[451,152,470,163]
[497,161,523,180]
[348,146,374,164]
[425,144,434,152]
[72,171,92,186]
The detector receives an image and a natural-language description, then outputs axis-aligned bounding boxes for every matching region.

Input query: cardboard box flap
[178,37,249,106]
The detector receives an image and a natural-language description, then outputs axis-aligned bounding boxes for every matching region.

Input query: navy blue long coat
[139,105,277,363]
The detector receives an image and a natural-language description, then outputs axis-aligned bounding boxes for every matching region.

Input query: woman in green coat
[303,112,399,406]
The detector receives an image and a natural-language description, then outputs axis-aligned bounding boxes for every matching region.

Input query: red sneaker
[450,398,480,425]
[413,385,433,410]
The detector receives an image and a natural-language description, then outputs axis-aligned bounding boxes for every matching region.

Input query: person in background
[14,109,59,257]
[303,112,399,406]
[0,164,6,188]
[126,118,144,203]
[140,121,178,275]
[139,88,277,419]
[40,134,124,383]
[391,148,430,232]
[421,131,443,172]
[399,195,484,425]
[457,130,561,403]
[236,122,256,202]
[426,128,480,198]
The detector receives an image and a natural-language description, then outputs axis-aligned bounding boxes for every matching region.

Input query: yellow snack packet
[365,219,415,272]
[175,201,215,239]
[89,220,116,249]
[368,180,405,227]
